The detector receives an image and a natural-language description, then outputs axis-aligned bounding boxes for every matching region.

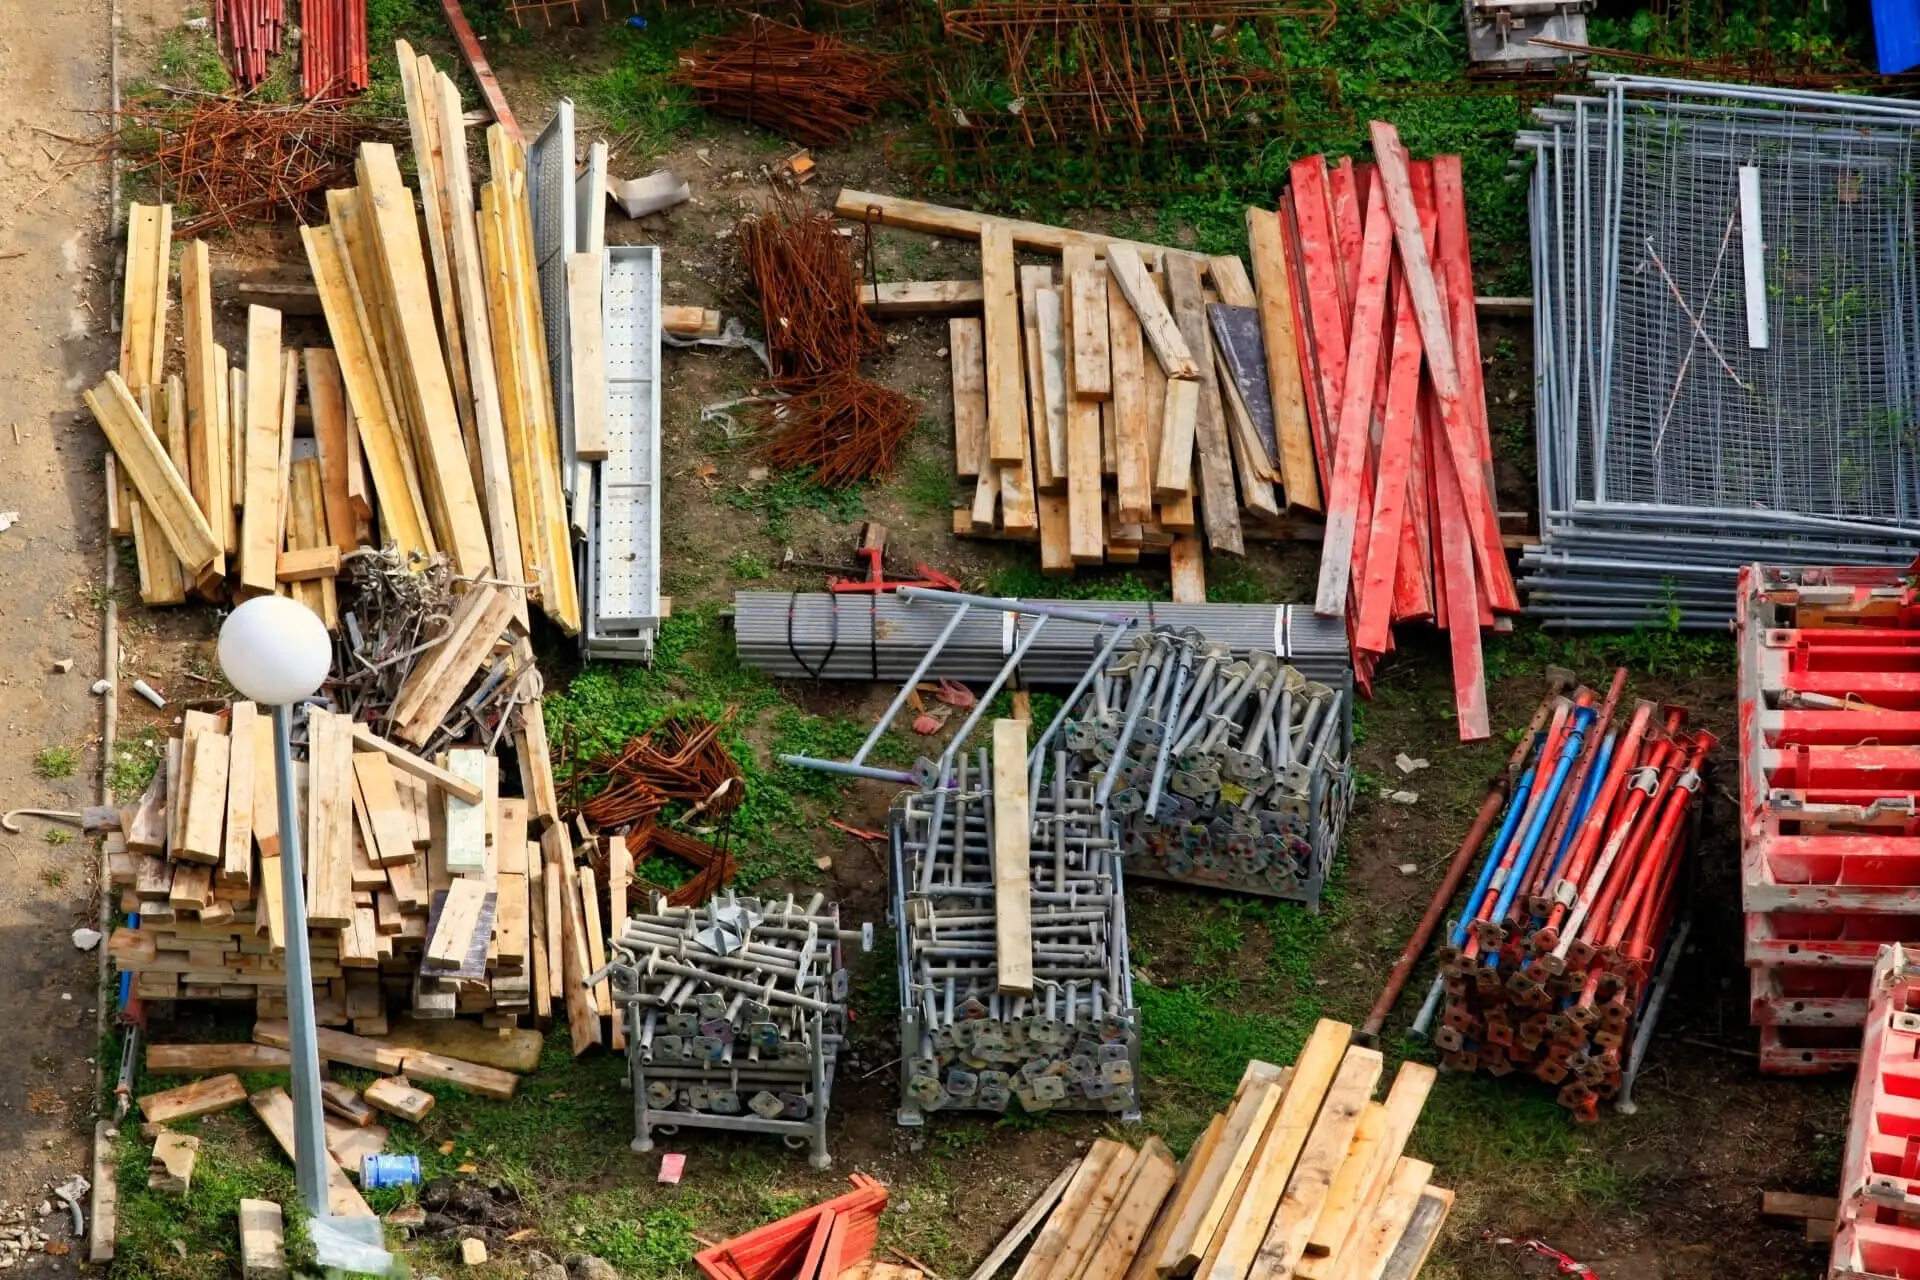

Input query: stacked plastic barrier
[1412,669,1704,1119]
[1738,564,1920,1074]
[601,892,855,1168]
[1832,943,1920,1279]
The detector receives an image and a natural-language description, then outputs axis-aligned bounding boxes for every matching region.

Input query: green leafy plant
[35,745,79,779]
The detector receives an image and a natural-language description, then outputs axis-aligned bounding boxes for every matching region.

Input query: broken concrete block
[460,1237,488,1266]
[147,1131,199,1196]
[237,1198,285,1280]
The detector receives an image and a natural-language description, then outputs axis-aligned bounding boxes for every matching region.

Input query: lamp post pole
[273,701,330,1219]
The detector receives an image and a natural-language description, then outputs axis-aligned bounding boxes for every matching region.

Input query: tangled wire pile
[674,17,900,147]
[115,93,402,235]
[738,197,917,486]
[565,712,746,908]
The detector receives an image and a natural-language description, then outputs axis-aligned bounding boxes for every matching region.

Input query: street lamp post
[218,596,334,1220]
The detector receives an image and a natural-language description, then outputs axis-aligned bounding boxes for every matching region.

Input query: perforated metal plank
[528,100,577,492]
[591,245,661,647]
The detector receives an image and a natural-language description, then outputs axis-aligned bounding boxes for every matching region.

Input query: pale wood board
[991,718,1033,995]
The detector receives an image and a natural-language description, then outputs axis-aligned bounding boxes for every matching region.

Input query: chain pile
[116,93,403,235]
[738,198,915,486]
[674,17,900,147]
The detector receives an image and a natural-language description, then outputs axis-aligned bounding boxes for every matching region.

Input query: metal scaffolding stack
[1737,563,1920,1074]
[600,892,855,1168]
[1519,77,1920,628]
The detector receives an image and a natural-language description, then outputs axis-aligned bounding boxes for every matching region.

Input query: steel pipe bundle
[1411,670,1705,1119]
[733,592,1352,687]
[1519,77,1920,627]
[1736,564,1920,1074]
[213,0,285,89]
[301,0,369,99]
[1081,631,1354,906]
[599,891,856,1168]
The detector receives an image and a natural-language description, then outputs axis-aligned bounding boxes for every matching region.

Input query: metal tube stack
[213,0,286,89]
[301,0,370,99]
[1086,632,1354,906]
[600,891,855,1169]
[1519,77,1920,627]
[890,766,1140,1122]
[1412,670,1705,1120]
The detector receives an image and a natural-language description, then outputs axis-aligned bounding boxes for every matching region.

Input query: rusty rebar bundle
[674,17,901,147]
[114,93,402,235]
[738,197,916,486]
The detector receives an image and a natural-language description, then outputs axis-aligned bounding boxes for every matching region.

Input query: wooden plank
[661,305,722,337]
[1428,384,1489,742]
[304,349,361,556]
[253,1019,406,1072]
[179,730,231,865]
[234,305,284,594]
[991,719,1033,996]
[967,1161,1082,1280]
[496,869,529,968]
[395,590,519,746]
[139,1073,247,1123]
[142,381,190,605]
[1250,1046,1385,1279]
[1158,1081,1287,1273]
[1354,269,1425,654]
[545,824,602,1055]
[1377,1187,1451,1280]
[147,1042,290,1073]
[607,833,629,1050]
[220,703,258,890]
[477,177,552,618]
[179,240,229,560]
[1202,1019,1354,1280]
[1035,284,1071,494]
[1109,268,1152,524]
[1247,207,1320,512]
[1053,1144,1139,1279]
[1018,265,1058,490]
[518,697,560,828]
[1061,245,1106,565]
[1302,1102,1386,1263]
[87,375,220,576]
[1215,337,1283,518]
[951,317,986,482]
[356,142,493,577]
[347,725,484,804]
[1166,257,1242,556]
[324,1112,388,1170]
[352,753,416,868]
[364,1076,436,1122]
[1371,127,1509,614]
[1169,531,1206,604]
[89,1120,119,1264]
[836,190,1207,263]
[251,713,280,861]
[247,1086,373,1218]
[426,879,489,967]
[435,72,523,603]
[1310,1061,1436,1280]
[1763,1191,1839,1220]
[321,1079,377,1127]
[1125,1116,1226,1280]
[443,748,487,873]
[1332,1158,1430,1280]
[1017,1140,1126,1280]
[981,222,1026,465]
[305,710,356,928]
[579,862,612,1016]
[299,225,433,558]
[1069,260,1112,399]
[566,252,609,461]
[1077,1138,1179,1280]
[860,279,985,315]
[1312,178,1392,618]
[1106,245,1198,388]
[276,546,341,581]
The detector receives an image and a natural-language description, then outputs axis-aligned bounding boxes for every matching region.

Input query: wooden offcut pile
[978,1020,1449,1280]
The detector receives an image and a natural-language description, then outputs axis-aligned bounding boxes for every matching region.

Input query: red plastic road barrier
[1831,942,1920,1277]
[694,1175,887,1280]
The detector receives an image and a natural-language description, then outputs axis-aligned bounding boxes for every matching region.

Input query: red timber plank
[1313,176,1395,617]
[1355,261,1424,653]
[1288,159,1350,440]
[1425,383,1448,631]
[1280,192,1336,502]
[1397,373,1436,624]
[439,0,521,142]
[1429,378,1489,740]
[1370,122,1515,620]
[1331,158,1362,307]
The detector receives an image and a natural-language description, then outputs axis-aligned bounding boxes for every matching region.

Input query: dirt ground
[74,8,1861,1280]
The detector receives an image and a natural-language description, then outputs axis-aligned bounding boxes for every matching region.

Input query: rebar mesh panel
[1599,101,1920,524]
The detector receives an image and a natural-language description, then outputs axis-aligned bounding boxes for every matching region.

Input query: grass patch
[901,450,956,519]
[109,727,165,799]
[721,470,868,542]
[550,18,720,158]
[984,563,1160,601]
[35,744,79,779]
[150,25,230,93]
[44,828,73,846]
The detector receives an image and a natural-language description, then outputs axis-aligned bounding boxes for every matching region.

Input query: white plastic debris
[1397,863,1419,876]
[0,513,18,532]
[1394,753,1430,774]
[1387,790,1419,805]
[607,168,691,219]
[71,929,101,952]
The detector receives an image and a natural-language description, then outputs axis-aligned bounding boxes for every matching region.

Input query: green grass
[109,728,164,799]
[721,470,868,542]
[35,744,79,779]
[44,828,73,846]
[150,25,230,93]
[901,450,956,519]
[727,551,771,581]
[548,18,722,159]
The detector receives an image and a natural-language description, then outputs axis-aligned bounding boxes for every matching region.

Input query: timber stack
[975,1020,1450,1280]
[87,44,644,1049]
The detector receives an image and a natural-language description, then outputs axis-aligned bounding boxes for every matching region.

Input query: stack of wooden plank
[693,1175,889,1280]
[101,699,598,1044]
[975,1020,1449,1280]
[1277,124,1518,742]
[838,191,1324,605]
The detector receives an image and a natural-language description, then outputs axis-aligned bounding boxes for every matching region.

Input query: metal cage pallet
[1739,563,1920,1072]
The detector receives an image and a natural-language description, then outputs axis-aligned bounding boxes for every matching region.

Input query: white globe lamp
[218,596,332,707]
